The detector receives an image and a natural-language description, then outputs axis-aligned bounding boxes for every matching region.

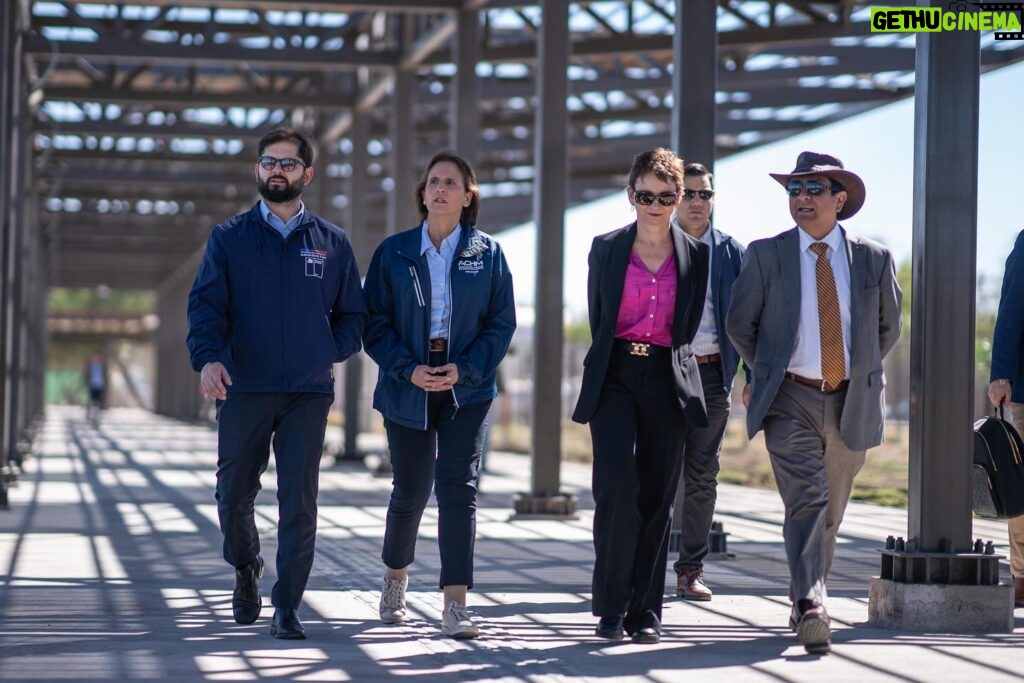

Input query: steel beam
[672,0,718,170]
[450,6,480,165]
[906,8,980,556]
[516,0,575,518]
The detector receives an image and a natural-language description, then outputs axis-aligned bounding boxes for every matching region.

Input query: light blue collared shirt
[788,224,852,379]
[420,221,462,339]
[260,200,306,239]
[692,225,720,356]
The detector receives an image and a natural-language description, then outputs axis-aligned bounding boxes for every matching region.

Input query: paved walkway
[0,407,1021,682]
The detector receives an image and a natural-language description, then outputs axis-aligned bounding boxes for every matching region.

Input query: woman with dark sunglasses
[362,150,516,639]
[572,147,710,644]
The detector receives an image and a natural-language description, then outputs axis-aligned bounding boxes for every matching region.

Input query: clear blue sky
[499,60,1024,319]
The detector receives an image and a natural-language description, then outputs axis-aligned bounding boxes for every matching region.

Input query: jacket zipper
[409,266,426,307]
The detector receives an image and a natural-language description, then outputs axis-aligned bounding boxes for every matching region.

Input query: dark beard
[258,176,304,203]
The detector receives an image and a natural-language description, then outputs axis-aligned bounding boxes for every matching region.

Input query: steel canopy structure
[2,1,1024,515]
[22,1,1022,290]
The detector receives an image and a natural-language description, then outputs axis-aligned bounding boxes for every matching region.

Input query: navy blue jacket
[363,223,516,429]
[186,203,367,394]
[679,221,747,392]
[991,230,1024,401]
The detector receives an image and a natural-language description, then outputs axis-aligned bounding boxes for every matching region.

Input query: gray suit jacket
[725,226,902,451]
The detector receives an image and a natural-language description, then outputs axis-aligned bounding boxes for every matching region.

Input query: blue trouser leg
[215,393,275,569]
[382,394,490,589]
[674,362,731,573]
[270,393,332,609]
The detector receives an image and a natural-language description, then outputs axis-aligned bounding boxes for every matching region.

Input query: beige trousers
[1005,404,1024,578]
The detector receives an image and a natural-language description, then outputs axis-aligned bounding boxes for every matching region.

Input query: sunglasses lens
[634,191,654,205]
[259,157,274,170]
[806,182,826,195]
[656,193,678,206]
[279,159,297,172]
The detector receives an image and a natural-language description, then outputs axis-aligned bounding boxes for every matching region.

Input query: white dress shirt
[691,226,720,357]
[787,225,852,380]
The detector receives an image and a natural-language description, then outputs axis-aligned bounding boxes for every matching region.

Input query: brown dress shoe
[1014,577,1024,608]
[677,568,713,601]
[793,599,831,654]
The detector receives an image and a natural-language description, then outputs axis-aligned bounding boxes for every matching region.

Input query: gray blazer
[725,227,902,451]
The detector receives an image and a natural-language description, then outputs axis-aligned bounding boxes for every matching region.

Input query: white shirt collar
[798,223,843,254]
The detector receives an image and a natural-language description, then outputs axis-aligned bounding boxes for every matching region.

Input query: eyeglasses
[633,190,679,206]
[682,189,715,201]
[258,155,306,172]
[785,179,841,197]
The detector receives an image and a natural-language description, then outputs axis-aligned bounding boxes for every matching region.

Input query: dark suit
[726,226,901,604]
[673,224,746,575]
[989,229,1024,583]
[572,222,708,629]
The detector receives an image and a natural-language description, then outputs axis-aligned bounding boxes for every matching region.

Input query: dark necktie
[810,242,845,391]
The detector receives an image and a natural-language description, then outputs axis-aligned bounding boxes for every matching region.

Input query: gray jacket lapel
[779,228,802,337]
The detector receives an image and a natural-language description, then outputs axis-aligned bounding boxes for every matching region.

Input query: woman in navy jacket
[363,150,515,639]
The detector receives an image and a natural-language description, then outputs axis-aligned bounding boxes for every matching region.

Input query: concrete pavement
[0,406,1022,682]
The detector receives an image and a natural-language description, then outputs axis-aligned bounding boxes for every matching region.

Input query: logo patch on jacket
[459,235,488,259]
[300,248,327,278]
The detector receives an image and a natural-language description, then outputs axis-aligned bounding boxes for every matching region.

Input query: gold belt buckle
[629,342,650,357]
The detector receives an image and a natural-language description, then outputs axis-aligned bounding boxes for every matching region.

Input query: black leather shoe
[594,615,625,640]
[232,556,263,625]
[630,613,661,645]
[270,608,306,640]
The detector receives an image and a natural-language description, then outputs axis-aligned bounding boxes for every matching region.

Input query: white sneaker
[379,575,408,623]
[440,600,479,639]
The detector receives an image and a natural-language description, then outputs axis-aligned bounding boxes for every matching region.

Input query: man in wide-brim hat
[726,151,902,655]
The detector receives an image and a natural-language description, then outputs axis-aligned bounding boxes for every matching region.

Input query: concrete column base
[512,493,578,520]
[868,577,1014,632]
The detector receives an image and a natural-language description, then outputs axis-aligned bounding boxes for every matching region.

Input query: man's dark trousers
[674,362,730,574]
[215,392,333,609]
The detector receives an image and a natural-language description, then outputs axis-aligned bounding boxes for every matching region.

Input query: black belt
[615,339,670,358]
[785,372,849,393]
[429,338,448,353]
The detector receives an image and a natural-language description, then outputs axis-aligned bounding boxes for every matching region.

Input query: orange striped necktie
[809,242,845,392]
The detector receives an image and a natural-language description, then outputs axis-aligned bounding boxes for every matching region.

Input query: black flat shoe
[594,615,625,640]
[628,612,662,645]
[270,608,306,640]
[631,626,661,644]
[232,556,263,625]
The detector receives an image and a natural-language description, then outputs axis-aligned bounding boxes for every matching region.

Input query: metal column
[450,6,480,166]
[670,0,720,545]
[0,0,25,506]
[869,2,1010,632]
[670,0,718,172]
[514,0,576,518]
[389,24,417,234]
[341,108,370,460]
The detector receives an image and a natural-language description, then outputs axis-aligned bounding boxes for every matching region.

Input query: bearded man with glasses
[187,127,367,640]
[726,151,902,654]
[669,162,746,603]
[573,148,709,644]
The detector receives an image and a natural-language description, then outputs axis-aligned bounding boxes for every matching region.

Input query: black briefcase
[972,406,1024,520]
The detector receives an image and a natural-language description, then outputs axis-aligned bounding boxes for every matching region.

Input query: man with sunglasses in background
[669,163,745,602]
[726,152,901,654]
[187,127,366,639]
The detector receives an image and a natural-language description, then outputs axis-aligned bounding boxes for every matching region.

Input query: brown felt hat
[769,151,865,220]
